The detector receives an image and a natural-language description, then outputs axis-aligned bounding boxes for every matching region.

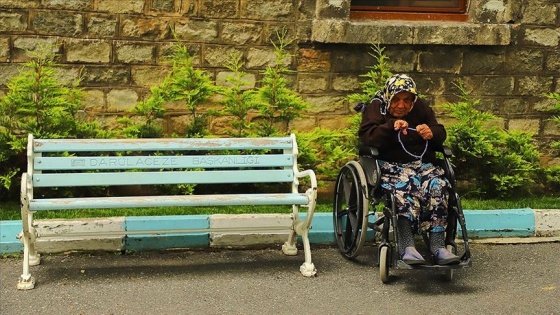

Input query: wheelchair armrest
[441,145,453,158]
[358,143,379,158]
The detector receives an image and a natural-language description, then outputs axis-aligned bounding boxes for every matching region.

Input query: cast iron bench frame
[17,134,317,290]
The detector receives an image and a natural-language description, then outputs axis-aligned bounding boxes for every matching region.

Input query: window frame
[350,0,468,21]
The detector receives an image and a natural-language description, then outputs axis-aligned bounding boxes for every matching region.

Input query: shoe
[434,248,460,265]
[401,246,426,265]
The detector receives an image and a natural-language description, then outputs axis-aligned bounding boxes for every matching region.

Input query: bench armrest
[294,169,317,228]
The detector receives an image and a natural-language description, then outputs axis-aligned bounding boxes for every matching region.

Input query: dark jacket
[358,99,446,164]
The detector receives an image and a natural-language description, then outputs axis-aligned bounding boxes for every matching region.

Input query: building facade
[0,0,559,163]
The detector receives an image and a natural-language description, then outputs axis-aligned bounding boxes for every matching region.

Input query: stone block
[82,89,105,110]
[0,0,39,9]
[42,0,91,10]
[504,49,545,73]
[332,74,360,92]
[518,76,554,96]
[543,120,560,136]
[464,75,515,96]
[290,116,317,132]
[87,14,118,37]
[534,210,560,237]
[215,71,256,90]
[221,22,263,45]
[469,0,521,24]
[174,19,218,42]
[82,65,130,86]
[246,47,276,69]
[317,115,352,129]
[158,42,201,66]
[121,17,171,40]
[97,0,145,14]
[132,66,169,87]
[315,0,350,19]
[209,214,292,248]
[106,89,139,112]
[522,2,558,25]
[151,0,175,12]
[545,53,560,72]
[297,73,328,93]
[66,39,111,63]
[0,12,27,32]
[508,118,540,134]
[32,11,83,36]
[0,37,9,62]
[241,0,293,21]
[34,217,125,253]
[418,50,463,74]
[115,42,155,64]
[304,95,347,114]
[523,28,560,47]
[201,0,238,19]
[297,48,331,72]
[203,46,244,67]
[462,47,506,74]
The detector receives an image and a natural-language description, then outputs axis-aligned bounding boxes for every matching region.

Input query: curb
[1,209,559,254]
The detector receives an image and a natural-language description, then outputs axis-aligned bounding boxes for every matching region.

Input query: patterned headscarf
[374,74,418,115]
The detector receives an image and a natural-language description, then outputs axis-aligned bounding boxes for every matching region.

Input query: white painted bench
[17,134,317,290]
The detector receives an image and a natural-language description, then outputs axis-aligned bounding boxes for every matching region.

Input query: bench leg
[18,187,39,290]
[281,229,298,256]
[282,218,317,277]
[17,227,37,290]
[298,230,316,277]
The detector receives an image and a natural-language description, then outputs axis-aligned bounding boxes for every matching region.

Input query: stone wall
[0,0,559,164]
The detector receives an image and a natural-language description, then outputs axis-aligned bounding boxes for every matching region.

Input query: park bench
[17,134,317,290]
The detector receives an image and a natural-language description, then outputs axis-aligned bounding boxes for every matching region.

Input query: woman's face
[388,91,415,118]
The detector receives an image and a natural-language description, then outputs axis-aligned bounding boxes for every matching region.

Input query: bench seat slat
[29,194,310,211]
[33,137,293,152]
[34,154,293,170]
[33,169,294,187]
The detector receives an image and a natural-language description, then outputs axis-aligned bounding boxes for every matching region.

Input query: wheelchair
[332,144,472,283]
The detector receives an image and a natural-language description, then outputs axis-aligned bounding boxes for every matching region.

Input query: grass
[0,196,558,221]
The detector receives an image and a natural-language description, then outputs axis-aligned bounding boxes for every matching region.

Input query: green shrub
[295,126,358,181]
[252,29,308,136]
[347,44,393,106]
[0,45,106,200]
[119,40,217,138]
[295,44,393,184]
[441,82,542,198]
[543,92,560,191]
[217,52,258,138]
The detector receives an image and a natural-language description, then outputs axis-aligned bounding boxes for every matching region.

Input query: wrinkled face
[388,91,415,118]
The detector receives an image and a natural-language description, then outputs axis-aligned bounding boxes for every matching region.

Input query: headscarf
[373,74,418,115]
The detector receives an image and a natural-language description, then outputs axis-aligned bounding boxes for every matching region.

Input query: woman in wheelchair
[357,74,460,266]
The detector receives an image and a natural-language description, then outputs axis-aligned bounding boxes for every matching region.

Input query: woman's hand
[416,124,433,140]
[394,120,409,135]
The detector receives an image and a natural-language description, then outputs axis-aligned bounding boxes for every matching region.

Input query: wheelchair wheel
[333,161,369,258]
[379,245,390,283]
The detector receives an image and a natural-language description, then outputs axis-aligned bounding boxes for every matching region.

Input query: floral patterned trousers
[379,160,449,232]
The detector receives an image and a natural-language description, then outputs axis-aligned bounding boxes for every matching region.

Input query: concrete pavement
[1,242,559,314]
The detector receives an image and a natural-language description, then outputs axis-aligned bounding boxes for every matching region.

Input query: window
[351,0,468,21]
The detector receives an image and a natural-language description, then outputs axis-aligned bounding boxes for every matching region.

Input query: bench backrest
[26,134,301,197]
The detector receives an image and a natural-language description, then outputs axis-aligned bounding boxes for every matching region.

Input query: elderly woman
[358,74,460,265]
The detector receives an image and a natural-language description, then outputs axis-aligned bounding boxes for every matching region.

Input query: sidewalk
[1,209,559,254]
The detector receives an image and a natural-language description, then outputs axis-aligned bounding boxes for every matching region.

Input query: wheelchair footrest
[396,258,472,270]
